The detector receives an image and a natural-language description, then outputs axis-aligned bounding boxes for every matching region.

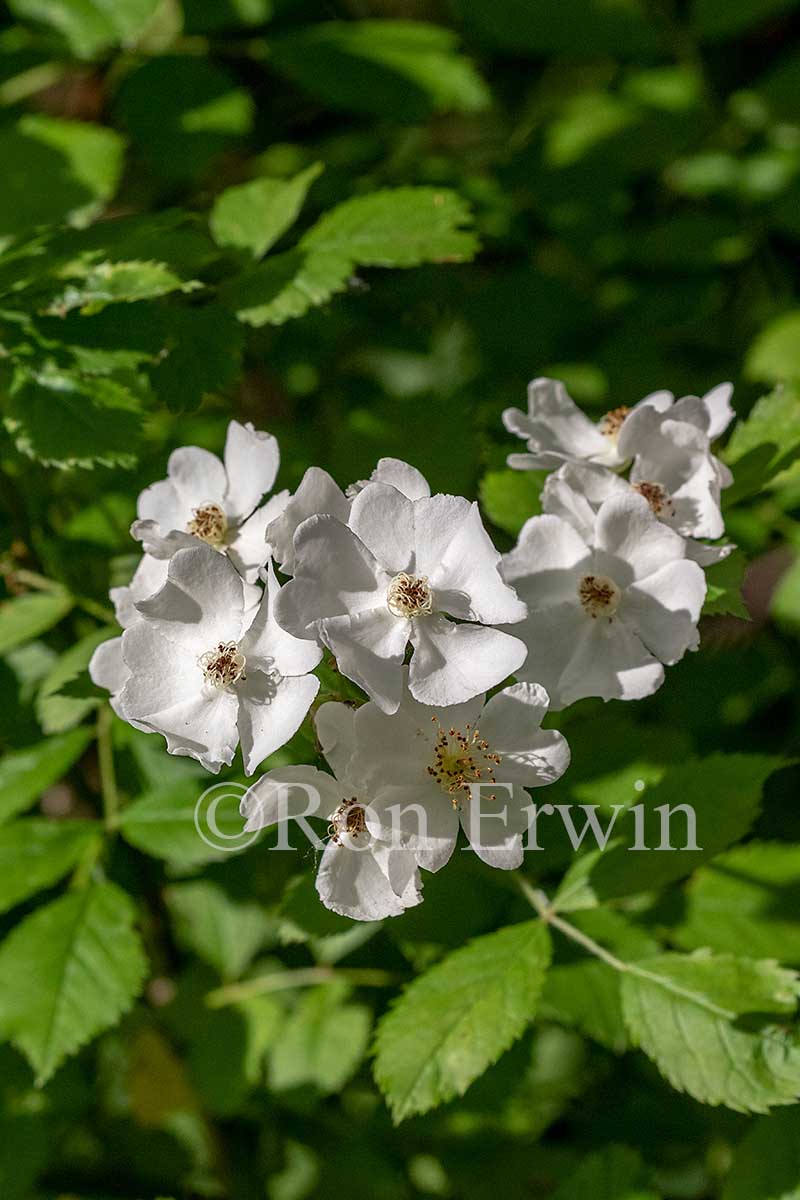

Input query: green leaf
[722,1105,800,1200]
[210,163,323,259]
[0,116,124,237]
[675,842,800,963]
[119,778,248,867]
[772,551,800,637]
[164,882,275,980]
[0,728,92,826]
[541,911,660,1052]
[724,386,800,501]
[554,754,782,909]
[4,367,143,469]
[621,952,800,1113]
[453,0,658,55]
[691,0,800,41]
[478,468,546,536]
[8,0,160,57]
[0,881,147,1084]
[746,313,800,385]
[702,550,750,619]
[302,187,478,268]
[0,819,101,915]
[269,982,371,1095]
[45,259,200,315]
[554,1145,659,1200]
[36,628,114,734]
[221,249,352,327]
[0,590,73,655]
[373,920,551,1122]
[151,303,244,412]
[270,21,490,120]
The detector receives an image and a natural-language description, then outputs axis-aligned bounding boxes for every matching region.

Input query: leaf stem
[517,877,629,974]
[3,565,115,624]
[207,966,400,1008]
[97,705,120,832]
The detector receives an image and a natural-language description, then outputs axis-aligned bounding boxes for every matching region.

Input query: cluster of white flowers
[91,377,735,920]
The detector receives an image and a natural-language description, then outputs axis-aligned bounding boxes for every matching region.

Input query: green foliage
[7,0,160,58]
[210,163,323,259]
[374,921,551,1122]
[0,818,101,914]
[0,882,147,1084]
[722,1106,800,1200]
[620,953,800,1112]
[0,590,73,655]
[269,982,371,1095]
[0,728,92,825]
[703,550,750,619]
[553,1145,659,1200]
[165,881,276,980]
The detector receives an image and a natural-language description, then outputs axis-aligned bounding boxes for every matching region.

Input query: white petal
[227,490,290,582]
[112,555,170,630]
[348,482,415,574]
[136,478,186,531]
[479,683,570,787]
[130,519,196,560]
[321,607,409,714]
[371,843,424,908]
[700,382,735,439]
[242,764,344,832]
[167,445,227,509]
[507,451,546,470]
[543,462,627,543]
[371,457,430,500]
[237,672,320,776]
[622,559,705,664]
[520,377,612,465]
[408,617,527,707]
[316,838,418,921]
[408,493,472,580]
[273,515,386,637]
[501,515,590,608]
[89,636,128,695]
[684,538,734,566]
[512,602,587,704]
[430,501,527,624]
[241,561,322,676]
[367,785,459,873]
[315,702,357,783]
[135,544,245,653]
[120,624,239,771]
[458,783,531,870]
[266,467,350,574]
[557,618,665,706]
[594,493,687,582]
[223,420,280,522]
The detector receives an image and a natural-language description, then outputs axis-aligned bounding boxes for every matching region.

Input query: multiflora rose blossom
[241,703,422,921]
[132,419,289,582]
[542,461,733,566]
[111,544,321,774]
[502,377,672,470]
[344,678,570,871]
[273,478,528,713]
[501,492,706,709]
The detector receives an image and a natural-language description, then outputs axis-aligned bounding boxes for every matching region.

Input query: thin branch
[207,966,401,1008]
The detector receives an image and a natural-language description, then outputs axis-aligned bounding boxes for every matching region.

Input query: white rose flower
[131,420,289,582]
[503,377,672,470]
[241,703,422,921]
[344,679,569,872]
[502,492,706,709]
[543,461,734,566]
[273,479,528,714]
[116,545,321,774]
[617,383,735,540]
[266,456,431,574]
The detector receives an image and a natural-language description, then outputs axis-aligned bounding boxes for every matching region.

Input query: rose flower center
[387,572,433,618]
[426,718,502,809]
[187,503,228,547]
[578,574,621,619]
[198,641,246,688]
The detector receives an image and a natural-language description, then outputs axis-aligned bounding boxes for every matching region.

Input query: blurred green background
[1,0,800,1197]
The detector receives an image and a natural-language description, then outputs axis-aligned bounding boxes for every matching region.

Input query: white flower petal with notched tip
[132,420,281,582]
[274,480,527,711]
[348,678,568,874]
[502,493,705,709]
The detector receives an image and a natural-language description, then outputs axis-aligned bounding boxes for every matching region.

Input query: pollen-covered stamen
[187,502,228,547]
[387,572,433,618]
[198,641,246,688]
[329,797,368,844]
[578,574,621,619]
[426,717,502,809]
[598,406,630,441]
[632,481,675,519]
